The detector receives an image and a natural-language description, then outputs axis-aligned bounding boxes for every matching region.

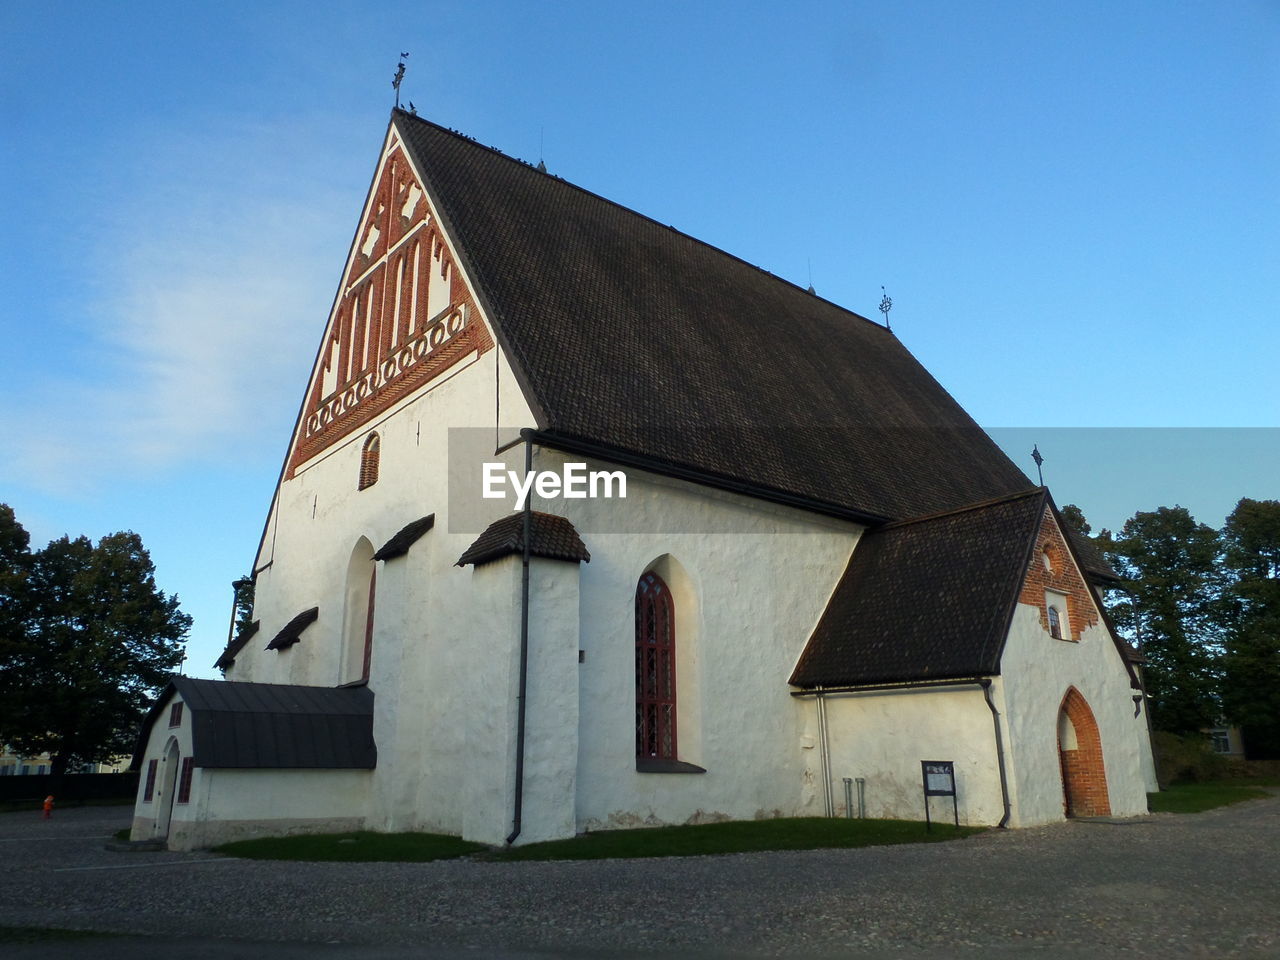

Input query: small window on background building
[143,759,158,801]
[1048,605,1063,639]
[1210,730,1231,754]
[168,702,183,727]
[358,433,381,490]
[177,757,194,803]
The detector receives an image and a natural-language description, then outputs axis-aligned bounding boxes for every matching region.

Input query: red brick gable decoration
[1019,507,1099,643]
[287,141,493,478]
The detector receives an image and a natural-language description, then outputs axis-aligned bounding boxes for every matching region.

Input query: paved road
[1,797,1277,959]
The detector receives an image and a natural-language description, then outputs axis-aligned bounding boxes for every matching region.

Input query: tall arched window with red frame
[636,571,677,759]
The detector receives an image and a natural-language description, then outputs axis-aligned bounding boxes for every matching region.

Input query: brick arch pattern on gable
[1058,686,1111,818]
[1020,508,1099,643]
[287,144,494,480]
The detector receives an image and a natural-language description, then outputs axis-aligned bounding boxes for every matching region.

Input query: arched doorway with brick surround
[1057,687,1111,818]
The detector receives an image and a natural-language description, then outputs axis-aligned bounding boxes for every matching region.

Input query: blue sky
[2,1,1277,677]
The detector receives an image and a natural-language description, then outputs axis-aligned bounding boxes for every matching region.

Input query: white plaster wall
[816,686,1006,825]
[516,556,580,843]
[999,603,1155,825]
[169,768,372,850]
[229,377,859,845]
[235,343,531,687]
[226,336,532,842]
[460,555,522,845]
[129,690,373,850]
[545,450,861,831]
[130,692,194,843]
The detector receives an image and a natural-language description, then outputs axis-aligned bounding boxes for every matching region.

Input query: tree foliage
[233,575,255,639]
[1219,498,1280,758]
[1058,503,1092,538]
[1096,506,1224,736]
[0,506,190,776]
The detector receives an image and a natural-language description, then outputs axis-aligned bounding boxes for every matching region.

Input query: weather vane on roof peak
[1031,444,1045,486]
[392,52,409,110]
[879,286,893,331]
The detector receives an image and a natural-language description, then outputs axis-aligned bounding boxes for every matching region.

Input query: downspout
[505,431,534,845]
[980,679,1012,828]
[815,690,834,818]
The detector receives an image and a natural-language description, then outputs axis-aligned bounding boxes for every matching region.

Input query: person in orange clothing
[42,795,53,819]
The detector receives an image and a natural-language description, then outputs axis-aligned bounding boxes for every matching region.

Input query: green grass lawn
[213,830,488,862]
[212,817,979,863]
[1148,783,1271,814]
[488,817,980,861]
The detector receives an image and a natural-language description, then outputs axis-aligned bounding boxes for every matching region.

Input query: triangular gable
[1035,496,1142,687]
[791,490,1047,688]
[284,124,496,479]
[790,489,1141,690]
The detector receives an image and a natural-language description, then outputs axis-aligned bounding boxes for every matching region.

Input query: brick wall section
[1058,687,1111,817]
[1018,507,1099,644]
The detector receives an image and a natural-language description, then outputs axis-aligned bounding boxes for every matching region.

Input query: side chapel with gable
[131,111,1157,849]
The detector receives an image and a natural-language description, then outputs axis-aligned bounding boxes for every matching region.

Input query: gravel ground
[1,795,1277,959]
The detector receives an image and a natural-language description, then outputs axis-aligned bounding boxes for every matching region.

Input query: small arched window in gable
[358,433,381,490]
[1048,604,1063,640]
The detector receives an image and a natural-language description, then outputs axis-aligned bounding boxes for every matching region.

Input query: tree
[0,506,191,777]
[232,574,255,639]
[1059,503,1092,538]
[1219,498,1280,758]
[1099,506,1223,735]
[0,506,33,705]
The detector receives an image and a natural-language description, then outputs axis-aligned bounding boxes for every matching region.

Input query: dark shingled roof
[791,491,1048,688]
[214,620,259,670]
[1065,526,1121,584]
[456,511,590,568]
[265,607,319,651]
[395,111,1034,522]
[373,514,435,561]
[133,676,376,771]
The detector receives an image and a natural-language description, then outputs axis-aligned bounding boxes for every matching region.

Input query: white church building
[131,110,1157,850]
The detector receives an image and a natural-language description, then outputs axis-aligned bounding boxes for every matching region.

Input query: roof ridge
[391,108,893,336]
[879,486,1046,531]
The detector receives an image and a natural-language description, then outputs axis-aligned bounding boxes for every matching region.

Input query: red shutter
[168,702,183,727]
[143,759,158,801]
[176,757,194,804]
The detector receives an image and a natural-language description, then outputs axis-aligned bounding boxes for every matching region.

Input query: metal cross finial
[1031,444,1045,486]
[392,53,409,109]
[879,286,893,330]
